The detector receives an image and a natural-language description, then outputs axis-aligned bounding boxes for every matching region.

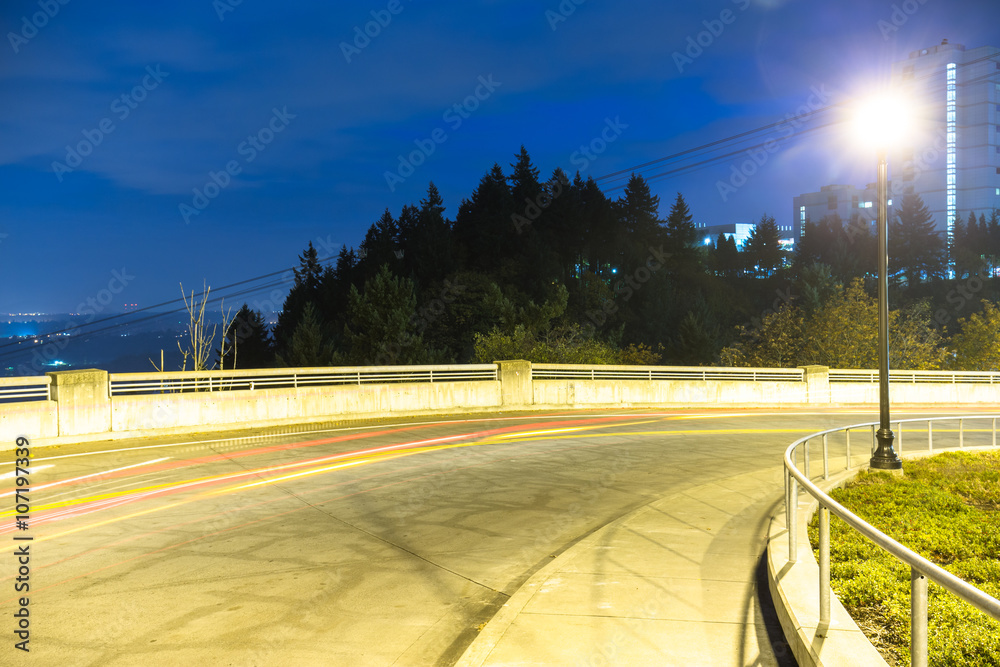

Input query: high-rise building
[794,41,1000,242]
[792,184,895,242]
[892,40,1000,244]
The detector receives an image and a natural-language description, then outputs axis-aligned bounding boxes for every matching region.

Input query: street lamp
[853,94,911,471]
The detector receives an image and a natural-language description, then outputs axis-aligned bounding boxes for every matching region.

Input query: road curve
[1,408,894,666]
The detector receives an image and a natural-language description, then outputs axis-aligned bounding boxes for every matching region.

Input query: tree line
[211,147,1000,372]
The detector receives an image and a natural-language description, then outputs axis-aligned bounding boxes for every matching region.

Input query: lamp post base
[870,427,903,470]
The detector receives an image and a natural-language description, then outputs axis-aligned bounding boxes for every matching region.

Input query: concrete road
[0,408,963,666]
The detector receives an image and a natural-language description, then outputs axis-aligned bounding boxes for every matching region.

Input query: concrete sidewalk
[456,468,797,666]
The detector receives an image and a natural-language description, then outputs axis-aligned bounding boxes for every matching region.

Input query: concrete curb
[765,445,1000,666]
[453,500,661,667]
[765,468,887,667]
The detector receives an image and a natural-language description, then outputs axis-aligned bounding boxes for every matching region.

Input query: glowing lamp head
[853,94,912,152]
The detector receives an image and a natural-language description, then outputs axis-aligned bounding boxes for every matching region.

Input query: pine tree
[454,163,512,274]
[277,302,333,368]
[664,193,697,269]
[508,146,541,206]
[619,174,660,240]
[357,208,401,282]
[743,214,784,277]
[889,192,945,285]
[273,242,325,357]
[219,304,274,369]
[341,264,430,365]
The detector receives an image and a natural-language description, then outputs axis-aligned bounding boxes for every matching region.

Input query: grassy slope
[809,451,1000,666]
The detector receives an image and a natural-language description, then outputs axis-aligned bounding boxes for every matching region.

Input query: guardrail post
[960,418,964,448]
[897,422,903,454]
[911,567,928,667]
[788,475,798,564]
[47,369,112,438]
[497,360,534,407]
[822,434,829,480]
[804,440,810,479]
[928,421,933,451]
[994,418,997,448]
[819,505,831,627]
[784,471,790,529]
[846,428,851,470]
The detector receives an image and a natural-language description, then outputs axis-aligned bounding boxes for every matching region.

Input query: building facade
[892,40,1000,243]
[794,41,1000,242]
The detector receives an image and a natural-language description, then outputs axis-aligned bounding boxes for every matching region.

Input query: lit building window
[946,62,957,241]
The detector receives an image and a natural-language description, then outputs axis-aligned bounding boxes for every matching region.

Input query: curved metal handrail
[782,415,1000,666]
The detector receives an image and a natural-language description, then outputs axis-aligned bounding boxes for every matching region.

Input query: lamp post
[855,95,906,471]
[871,145,902,470]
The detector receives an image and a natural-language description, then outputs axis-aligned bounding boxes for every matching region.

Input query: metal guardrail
[829,369,1000,383]
[109,365,499,396]
[783,416,1000,667]
[532,364,804,382]
[0,376,51,402]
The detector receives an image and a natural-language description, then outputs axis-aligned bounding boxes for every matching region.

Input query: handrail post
[788,475,798,564]
[822,434,829,480]
[846,428,851,470]
[911,567,928,667]
[804,441,810,479]
[784,470,790,529]
[819,505,831,627]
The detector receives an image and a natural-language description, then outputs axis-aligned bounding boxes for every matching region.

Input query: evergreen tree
[273,242,326,357]
[664,193,697,268]
[277,302,333,368]
[889,192,945,285]
[618,174,661,253]
[341,264,431,365]
[670,307,719,364]
[219,304,273,369]
[712,233,740,278]
[986,209,1000,276]
[743,214,784,277]
[454,163,512,274]
[357,208,401,282]
[508,146,541,207]
[951,212,975,278]
[578,175,619,277]
[397,183,455,287]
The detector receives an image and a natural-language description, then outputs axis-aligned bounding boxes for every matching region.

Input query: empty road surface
[1,408,962,666]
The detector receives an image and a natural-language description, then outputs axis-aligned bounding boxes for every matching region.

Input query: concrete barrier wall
[830,382,1000,405]
[111,380,503,436]
[0,400,59,441]
[533,379,810,407]
[2,362,999,448]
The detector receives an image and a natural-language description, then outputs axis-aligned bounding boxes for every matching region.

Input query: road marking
[0,464,54,479]
[0,458,170,499]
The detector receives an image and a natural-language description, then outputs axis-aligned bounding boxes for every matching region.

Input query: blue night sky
[2,0,998,313]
